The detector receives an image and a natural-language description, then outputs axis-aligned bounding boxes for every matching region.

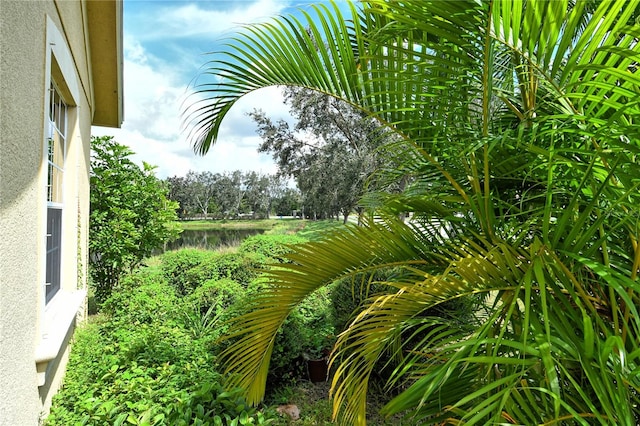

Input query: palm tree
[184,1,640,424]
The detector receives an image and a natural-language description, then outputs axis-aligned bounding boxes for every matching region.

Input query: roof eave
[86,0,123,128]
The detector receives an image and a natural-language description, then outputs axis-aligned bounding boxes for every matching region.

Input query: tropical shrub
[100,270,180,327]
[162,249,262,295]
[329,273,397,333]
[160,248,211,295]
[201,252,263,285]
[184,0,640,425]
[330,271,478,337]
[267,285,336,385]
[187,277,246,314]
[183,278,247,342]
[89,136,180,303]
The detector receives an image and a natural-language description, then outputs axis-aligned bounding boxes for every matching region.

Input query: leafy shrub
[47,275,276,426]
[183,278,247,341]
[162,382,275,426]
[47,323,218,425]
[89,136,180,303]
[188,278,245,313]
[48,347,271,425]
[100,270,179,329]
[238,234,307,262]
[296,286,335,359]
[268,312,307,384]
[162,249,264,295]
[195,252,263,287]
[160,248,211,295]
[264,285,335,385]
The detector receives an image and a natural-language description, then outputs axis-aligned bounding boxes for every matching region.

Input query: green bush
[196,252,263,287]
[188,278,245,314]
[238,234,307,262]
[162,249,264,295]
[49,224,364,425]
[47,275,275,426]
[183,278,247,341]
[89,136,180,303]
[264,285,335,385]
[47,322,223,425]
[160,248,211,295]
[268,311,307,384]
[296,286,335,359]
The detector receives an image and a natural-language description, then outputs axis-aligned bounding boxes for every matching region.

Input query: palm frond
[183,2,364,155]
[185,0,640,424]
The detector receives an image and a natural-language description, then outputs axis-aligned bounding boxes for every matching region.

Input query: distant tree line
[165,170,300,219]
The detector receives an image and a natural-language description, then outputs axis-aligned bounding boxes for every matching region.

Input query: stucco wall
[1,2,50,424]
[0,1,95,424]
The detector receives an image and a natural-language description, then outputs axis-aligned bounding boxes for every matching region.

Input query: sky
[92,0,350,179]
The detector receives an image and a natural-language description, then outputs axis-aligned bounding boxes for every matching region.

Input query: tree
[165,170,287,219]
[166,175,191,218]
[250,86,390,223]
[242,171,273,218]
[184,2,640,422]
[214,171,245,218]
[272,187,301,217]
[186,170,217,219]
[90,136,180,302]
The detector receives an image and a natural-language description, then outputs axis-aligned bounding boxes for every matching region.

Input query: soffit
[86,0,123,128]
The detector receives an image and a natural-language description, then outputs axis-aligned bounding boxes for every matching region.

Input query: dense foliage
[89,136,180,302]
[46,269,272,426]
[185,0,640,425]
[49,226,353,425]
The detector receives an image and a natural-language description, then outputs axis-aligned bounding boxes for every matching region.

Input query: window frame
[45,80,67,304]
[40,16,80,308]
[35,13,88,389]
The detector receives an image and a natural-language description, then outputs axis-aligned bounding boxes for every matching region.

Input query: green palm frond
[185,0,640,424]
[183,1,364,155]
[218,218,444,405]
[382,240,640,425]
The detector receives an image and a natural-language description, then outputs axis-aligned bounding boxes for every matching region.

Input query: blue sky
[92,0,353,179]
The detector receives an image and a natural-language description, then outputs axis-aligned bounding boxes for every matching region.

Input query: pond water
[160,228,265,252]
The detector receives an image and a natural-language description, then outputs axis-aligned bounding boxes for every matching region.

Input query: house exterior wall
[0,1,122,424]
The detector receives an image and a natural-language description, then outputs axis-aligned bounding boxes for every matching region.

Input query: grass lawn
[175,218,348,237]
[177,218,299,231]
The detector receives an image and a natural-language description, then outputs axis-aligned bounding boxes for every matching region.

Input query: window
[45,81,67,303]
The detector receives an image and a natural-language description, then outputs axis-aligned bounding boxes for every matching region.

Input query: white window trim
[35,16,85,387]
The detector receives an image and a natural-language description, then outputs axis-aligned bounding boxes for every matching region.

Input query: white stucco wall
[0,1,101,424]
[1,3,50,424]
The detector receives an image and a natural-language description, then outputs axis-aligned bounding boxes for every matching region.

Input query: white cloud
[92,1,309,179]
[120,52,184,142]
[93,42,290,178]
[133,0,292,41]
[219,86,294,136]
